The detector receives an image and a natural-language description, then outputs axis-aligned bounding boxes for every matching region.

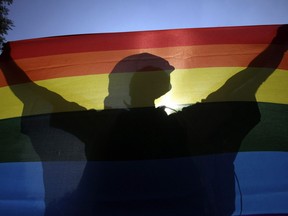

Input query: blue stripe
[0,152,288,215]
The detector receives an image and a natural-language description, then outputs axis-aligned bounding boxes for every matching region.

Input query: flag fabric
[0,25,287,216]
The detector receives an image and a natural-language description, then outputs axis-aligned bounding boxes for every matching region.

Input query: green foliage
[0,0,13,46]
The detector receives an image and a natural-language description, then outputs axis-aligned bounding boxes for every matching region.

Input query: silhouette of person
[0,25,287,216]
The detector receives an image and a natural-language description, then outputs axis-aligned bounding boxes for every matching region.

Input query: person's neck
[130,98,155,108]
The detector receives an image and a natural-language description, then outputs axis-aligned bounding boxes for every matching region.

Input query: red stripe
[8,25,280,59]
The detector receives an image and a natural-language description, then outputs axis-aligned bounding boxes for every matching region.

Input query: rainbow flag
[0,25,287,216]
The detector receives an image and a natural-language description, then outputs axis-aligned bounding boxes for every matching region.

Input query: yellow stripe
[1,67,287,119]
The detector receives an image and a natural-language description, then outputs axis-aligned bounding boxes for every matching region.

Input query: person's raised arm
[205,25,288,102]
[0,43,85,116]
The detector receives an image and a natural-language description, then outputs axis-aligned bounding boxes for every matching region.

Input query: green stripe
[0,117,40,162]
[0,102,287,163]
[239,102,288,152]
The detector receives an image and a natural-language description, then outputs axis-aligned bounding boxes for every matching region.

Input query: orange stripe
[1,44,287,87]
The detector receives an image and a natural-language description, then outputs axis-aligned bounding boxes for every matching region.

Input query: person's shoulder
[178,102,203,113]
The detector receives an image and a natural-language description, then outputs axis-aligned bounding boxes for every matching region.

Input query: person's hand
[0,43,12,62]
[274,24,288,50]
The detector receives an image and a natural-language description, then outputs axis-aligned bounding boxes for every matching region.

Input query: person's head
[129,66,171,107]
[104,53,174,109]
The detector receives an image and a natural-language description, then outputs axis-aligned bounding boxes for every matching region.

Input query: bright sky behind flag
[6,0,288,41]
